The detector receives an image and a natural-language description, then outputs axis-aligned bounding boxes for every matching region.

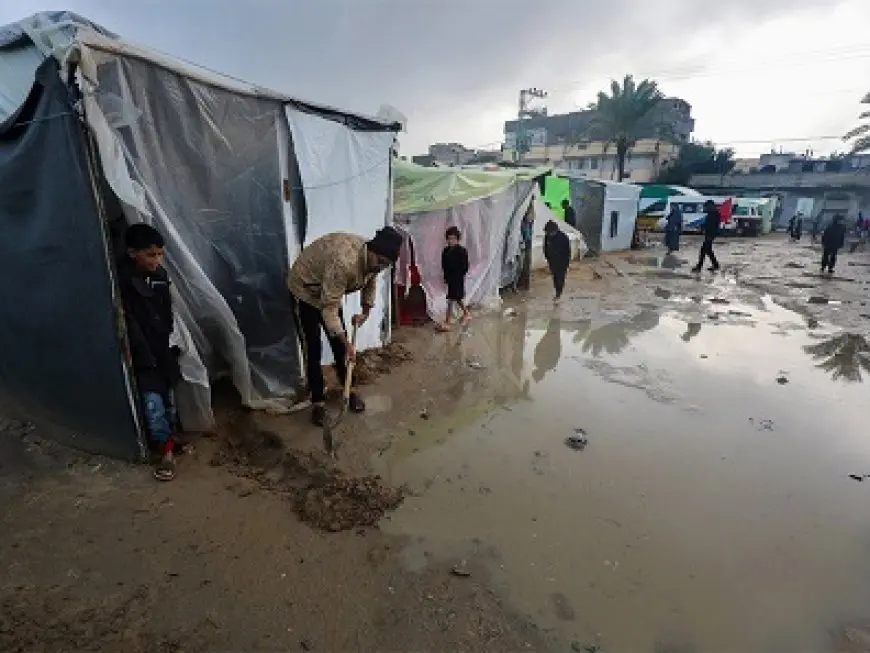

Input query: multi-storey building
[502,98,694,182]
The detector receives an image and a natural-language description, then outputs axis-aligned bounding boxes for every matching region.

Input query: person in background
[438,226,471,331]
[791,213,803,241]
[288,227,402,426]
[691,200,721,273]
[119,224,185,482]
[821,214,847,274]
[544,220,571,303]
[664,203,682,254]
[857,212,864,237]
[561,199,576,229]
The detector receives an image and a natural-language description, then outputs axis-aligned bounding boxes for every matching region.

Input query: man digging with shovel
[288,227,403,431]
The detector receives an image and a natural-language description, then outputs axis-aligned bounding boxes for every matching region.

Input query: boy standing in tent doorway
[544,220,571,303]
[288,227,403,427]
[119,224,186,482]
[438,226,472,331]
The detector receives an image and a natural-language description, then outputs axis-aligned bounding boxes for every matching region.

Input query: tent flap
[0,65,140,458]
[86,49,301,414]
[285,106,394,362]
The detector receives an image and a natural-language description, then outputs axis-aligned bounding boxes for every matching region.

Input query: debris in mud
[420,408,430,420]
[808,296,829,304]
[654,287,672,299]
[776,375,789,385]
[450,561,472,578]
[749,417,774,432]
[353,342,413,385]
[709,297,730,305]
[211,415,404,532]
[848,474,866,482]
[467,359,485,370]
[565,428,588,451]
[300,638,314,651]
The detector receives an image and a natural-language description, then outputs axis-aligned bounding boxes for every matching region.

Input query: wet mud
[211,413,404,532]
[380,234,870,652]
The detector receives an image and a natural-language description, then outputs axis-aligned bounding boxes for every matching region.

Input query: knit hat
[544,220,560,233]
[367,226,403,263]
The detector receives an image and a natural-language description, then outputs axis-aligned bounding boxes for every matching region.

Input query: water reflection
[681,322,702,343]
[571,309,661,357]
[532,318,561,382]
[803,333,870,382]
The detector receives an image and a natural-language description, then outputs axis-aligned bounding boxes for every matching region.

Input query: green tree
[843,92,870,153]
[654,141,736,185]
[587,75,663,181]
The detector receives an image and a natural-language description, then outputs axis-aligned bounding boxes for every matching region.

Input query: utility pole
[515,87,547,164]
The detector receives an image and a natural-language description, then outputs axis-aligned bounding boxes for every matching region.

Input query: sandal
[154,458,176,482]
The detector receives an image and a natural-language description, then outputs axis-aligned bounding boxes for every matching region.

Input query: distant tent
[558,175,641,254]
[0,12,399,459]
[392,161,549,319]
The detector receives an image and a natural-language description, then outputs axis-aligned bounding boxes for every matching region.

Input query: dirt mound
[211,414,403,532]
[354,341,413,385]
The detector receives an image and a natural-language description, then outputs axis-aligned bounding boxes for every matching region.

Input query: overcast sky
[3,0,870,157]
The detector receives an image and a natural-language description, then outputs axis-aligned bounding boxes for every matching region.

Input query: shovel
[322,323,358,457]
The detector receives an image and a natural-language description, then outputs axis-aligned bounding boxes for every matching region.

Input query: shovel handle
[343,323,358,400]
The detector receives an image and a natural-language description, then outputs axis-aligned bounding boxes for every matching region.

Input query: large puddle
[378,295,870,651]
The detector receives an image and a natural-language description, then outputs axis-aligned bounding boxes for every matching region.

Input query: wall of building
[503,139,680,182]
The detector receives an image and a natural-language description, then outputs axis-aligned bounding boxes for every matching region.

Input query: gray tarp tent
[0,12,399,459]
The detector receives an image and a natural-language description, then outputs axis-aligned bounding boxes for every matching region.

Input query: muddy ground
[1,232,869,652]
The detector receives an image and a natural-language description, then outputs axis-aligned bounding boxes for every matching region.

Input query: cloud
[0,0,861,154]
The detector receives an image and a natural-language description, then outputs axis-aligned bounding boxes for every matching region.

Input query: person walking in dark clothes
[821,214,847,274]
[561,199,577,229]
[438,226,471,331]
[287,227,402,426]
[664,204,682,254]
[691,200,721,273]
[544,220,571,303]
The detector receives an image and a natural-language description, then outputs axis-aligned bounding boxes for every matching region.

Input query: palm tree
[843,92,870,152]
[588,75,663,181]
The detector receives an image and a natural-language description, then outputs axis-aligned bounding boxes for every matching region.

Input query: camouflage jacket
[287,233,379,337]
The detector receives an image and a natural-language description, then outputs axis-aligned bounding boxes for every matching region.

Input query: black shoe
[708,266,720,272]
[348,392,366,414]
[691,266,701,273]
[311,404,326,427]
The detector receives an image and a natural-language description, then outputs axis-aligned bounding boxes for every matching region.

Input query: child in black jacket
[119,223,183,481]
[438,226,471,331]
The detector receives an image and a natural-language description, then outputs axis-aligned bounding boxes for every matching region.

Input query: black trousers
[292,296,350,404]
[551,265,568,297]
[696,238,719,269]
[821,248,837,271]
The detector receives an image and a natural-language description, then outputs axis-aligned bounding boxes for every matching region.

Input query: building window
[590,157,599,170]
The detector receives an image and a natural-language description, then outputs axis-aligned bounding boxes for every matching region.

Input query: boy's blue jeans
[142,391,176,452]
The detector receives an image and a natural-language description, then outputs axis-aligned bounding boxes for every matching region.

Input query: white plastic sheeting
[395,181,534,320]
[286,107,394,362]
[79,44,300,425]
[0,43,43,122]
